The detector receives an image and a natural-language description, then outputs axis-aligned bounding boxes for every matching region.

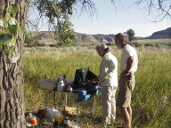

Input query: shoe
[115,123,126,128]
[104,123,113,128]
[107,124,113,128]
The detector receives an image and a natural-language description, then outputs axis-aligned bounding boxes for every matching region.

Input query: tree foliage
[34,0,76,45]
[126,29,135,42]
[58,16,74,46]
[25,32,34,45]
[0,4,24,60]
[28,0,97,46]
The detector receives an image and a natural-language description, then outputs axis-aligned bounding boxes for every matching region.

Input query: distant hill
[72,33,115,43]
[30,27,171,44]
[31,31,115,44]
[146,27,171,39]
[93,34,115,43]
[72,33,99,44]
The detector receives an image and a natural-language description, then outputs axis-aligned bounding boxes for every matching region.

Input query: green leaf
[0,18,4,27]
[0,33,12,44]
[18,26,25,39]
[0,41,2,49]
[9,25,18,34]
[6,47,15,59]
[8,17,17,25]
[8,37,16,47]
[8,4,19,16]
[0,8,3,18]
[3,21,9,29]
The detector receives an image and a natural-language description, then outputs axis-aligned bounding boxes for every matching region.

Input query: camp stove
[72,68,98,90]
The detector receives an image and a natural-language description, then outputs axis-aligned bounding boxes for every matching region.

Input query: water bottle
[66,85,73,92]
[57,80,65,91]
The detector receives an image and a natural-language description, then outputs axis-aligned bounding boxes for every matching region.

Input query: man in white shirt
[115,33,138,128]
[96,43,118,127]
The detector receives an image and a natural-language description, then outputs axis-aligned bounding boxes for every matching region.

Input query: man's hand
[89,78,99,84]
[91,80,99,84]
[121,71,130,76]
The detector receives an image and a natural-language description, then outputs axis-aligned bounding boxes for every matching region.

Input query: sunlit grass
[24,47,171,128]
[135,39,171,44]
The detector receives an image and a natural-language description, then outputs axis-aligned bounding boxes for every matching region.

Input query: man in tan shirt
[96,43,118,127]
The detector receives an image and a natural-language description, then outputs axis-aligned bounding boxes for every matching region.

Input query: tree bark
[0,0,28,128]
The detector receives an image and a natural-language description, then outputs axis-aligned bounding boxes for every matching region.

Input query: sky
[28,0,171,37]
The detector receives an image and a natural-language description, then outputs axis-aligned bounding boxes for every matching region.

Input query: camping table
[52,89,97,114]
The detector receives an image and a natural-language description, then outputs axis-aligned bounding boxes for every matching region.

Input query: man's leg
[120,106,131,128]
[111,88,117,125]
[127,104,132,124]
[102,86,112,125]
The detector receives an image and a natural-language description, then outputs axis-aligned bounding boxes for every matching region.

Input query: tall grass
[24,47,171,128]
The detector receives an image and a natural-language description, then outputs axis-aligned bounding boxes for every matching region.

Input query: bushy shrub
[167,43,171,47]
[49,44,58,47]
[133,42,144,47]
[106,42,114,46]
[25,33,34,45]
[144,43,155,47]
[34,41,46,46]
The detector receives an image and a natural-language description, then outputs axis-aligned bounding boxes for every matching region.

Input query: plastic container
[29,117,38,125]
[54,114,64,122]
[26,113,38,127]
[46,107,63,119]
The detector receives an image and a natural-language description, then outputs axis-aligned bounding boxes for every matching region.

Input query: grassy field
[135,39,171,44]
[26,37,171,48]
[24,46,171,128]
[133,39,171,48]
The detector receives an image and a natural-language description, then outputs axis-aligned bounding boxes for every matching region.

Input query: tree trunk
[0,0,28,128]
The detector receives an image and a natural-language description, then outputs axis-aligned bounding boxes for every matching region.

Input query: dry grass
[24,46,171,128]
[135,39,171,44]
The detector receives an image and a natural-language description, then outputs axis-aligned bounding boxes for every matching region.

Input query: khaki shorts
[117,73,135,107]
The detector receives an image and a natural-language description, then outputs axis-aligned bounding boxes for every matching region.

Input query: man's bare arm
[122,56,133,76]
